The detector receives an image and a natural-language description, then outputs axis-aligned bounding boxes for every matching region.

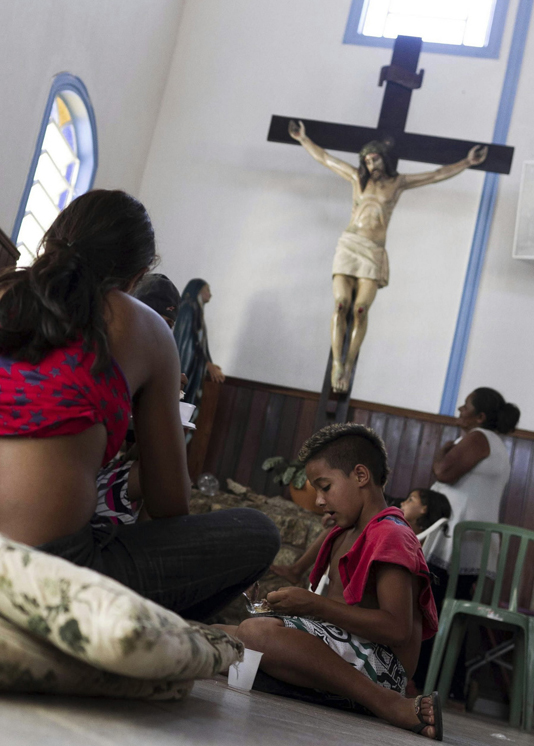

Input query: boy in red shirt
[222,423,442,740]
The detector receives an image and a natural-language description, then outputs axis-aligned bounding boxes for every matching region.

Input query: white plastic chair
[312,567,330,596]
[418,517,448,558]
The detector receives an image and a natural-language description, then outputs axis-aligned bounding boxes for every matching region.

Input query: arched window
[12,73,98,267]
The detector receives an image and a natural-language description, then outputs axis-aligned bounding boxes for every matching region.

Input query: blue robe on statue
[174,278,211,406]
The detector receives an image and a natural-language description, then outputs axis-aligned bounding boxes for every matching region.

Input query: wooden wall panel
[233,390,270,487]
[388,419,422,497]
[250,393,286,495]
[192,376,534,534]
[381,415,405,481]
[217,386,253,486]
[0,227,19,269]
[291,398,317,460]
[411,422,443,490]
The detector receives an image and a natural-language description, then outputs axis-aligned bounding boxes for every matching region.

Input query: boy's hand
[266,587,318,616]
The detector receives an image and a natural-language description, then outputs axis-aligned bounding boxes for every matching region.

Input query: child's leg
[236,618,438,739]
[212,624,239,635]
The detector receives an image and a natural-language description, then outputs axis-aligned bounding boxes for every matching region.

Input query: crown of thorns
[359,140,392,160]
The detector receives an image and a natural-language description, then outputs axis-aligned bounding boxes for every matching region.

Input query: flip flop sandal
[413,691,443,741]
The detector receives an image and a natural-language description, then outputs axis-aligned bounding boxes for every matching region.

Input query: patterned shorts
[93,458,142,526]
[279,616,407,694]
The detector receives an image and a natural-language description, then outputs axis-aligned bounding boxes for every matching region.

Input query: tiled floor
[0,678,530,746]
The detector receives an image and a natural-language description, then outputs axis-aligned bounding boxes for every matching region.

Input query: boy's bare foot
[388,692,442,740]
[270,564,301,585]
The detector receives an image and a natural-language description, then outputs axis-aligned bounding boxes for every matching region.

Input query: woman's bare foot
[387,693,440,740]
[270,564,302,585]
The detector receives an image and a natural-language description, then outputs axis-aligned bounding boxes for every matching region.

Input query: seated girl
[399,489,451,537]
[0,189,279,621]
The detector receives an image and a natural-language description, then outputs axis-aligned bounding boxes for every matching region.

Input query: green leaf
[292,470,308,489]
[261,456,288,472]
[281,466,296,485]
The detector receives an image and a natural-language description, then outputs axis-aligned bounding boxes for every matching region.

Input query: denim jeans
[39,508,280,621]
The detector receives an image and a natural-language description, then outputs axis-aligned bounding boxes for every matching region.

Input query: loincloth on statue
[332,231,389,288]
[278,615,406,694]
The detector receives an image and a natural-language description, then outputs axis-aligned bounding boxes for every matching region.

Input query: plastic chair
[417,517,448,559]
[311,565,330,596]
[424,521,534,730]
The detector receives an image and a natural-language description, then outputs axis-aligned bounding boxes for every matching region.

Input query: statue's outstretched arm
[289,120,358,184]
[402,145,488,190]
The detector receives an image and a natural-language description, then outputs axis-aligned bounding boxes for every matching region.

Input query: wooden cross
[268,35,513,174]
[267,35,514,429]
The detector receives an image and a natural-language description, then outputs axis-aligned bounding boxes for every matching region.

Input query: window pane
[384,14,466,45]
[16,243,37,269]
[389,0,468,20]
[34,151,71,206]
[26,182,60,232]
[361,0,390,36]
[42,121,77,178]
[61,122,77,153]
[17,214,45,258]
[464,0,496,46]
[361,0,495,47]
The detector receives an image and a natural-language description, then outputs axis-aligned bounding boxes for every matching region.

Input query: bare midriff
[0,424,107,546]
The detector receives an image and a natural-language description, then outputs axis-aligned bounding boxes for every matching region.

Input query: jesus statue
[288,120,487,394]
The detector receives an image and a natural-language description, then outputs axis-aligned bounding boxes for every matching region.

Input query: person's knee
[236,617,282,651]
[226,508,281,563]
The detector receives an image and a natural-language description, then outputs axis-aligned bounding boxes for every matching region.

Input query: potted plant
[261,456,321,513]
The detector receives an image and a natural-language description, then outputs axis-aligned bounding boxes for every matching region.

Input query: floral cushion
[0,533,243,680]
[0,615,193,699]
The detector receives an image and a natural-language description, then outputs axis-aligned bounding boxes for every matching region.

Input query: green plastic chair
[424,521,534,730]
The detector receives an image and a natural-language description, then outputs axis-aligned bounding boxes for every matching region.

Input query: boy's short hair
[298,423,389,487]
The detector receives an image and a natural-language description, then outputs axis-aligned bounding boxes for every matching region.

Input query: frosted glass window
[12,71,101,274]
[15,95,81,265]
[360,0,497,48]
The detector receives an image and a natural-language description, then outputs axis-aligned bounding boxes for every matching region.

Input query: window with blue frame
[344,0,509,58]
[13,74,97,267]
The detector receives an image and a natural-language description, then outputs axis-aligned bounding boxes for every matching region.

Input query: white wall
[141,0,534,425]
[0,0,185,234]
[460,4,534,429]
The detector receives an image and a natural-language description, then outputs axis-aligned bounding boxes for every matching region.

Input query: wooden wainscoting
[0,227,19,269]
[189,376,534,533]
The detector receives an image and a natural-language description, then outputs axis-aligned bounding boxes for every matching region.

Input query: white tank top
[425,428,511,576]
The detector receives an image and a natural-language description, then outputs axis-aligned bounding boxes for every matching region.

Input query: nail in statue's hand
[266,586,318,616]
[288,119,306,141]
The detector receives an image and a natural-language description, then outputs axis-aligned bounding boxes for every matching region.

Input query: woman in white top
[425,388,520,578]
[413,387,520,697]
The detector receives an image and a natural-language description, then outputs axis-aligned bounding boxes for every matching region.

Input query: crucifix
[267,35,514,430]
